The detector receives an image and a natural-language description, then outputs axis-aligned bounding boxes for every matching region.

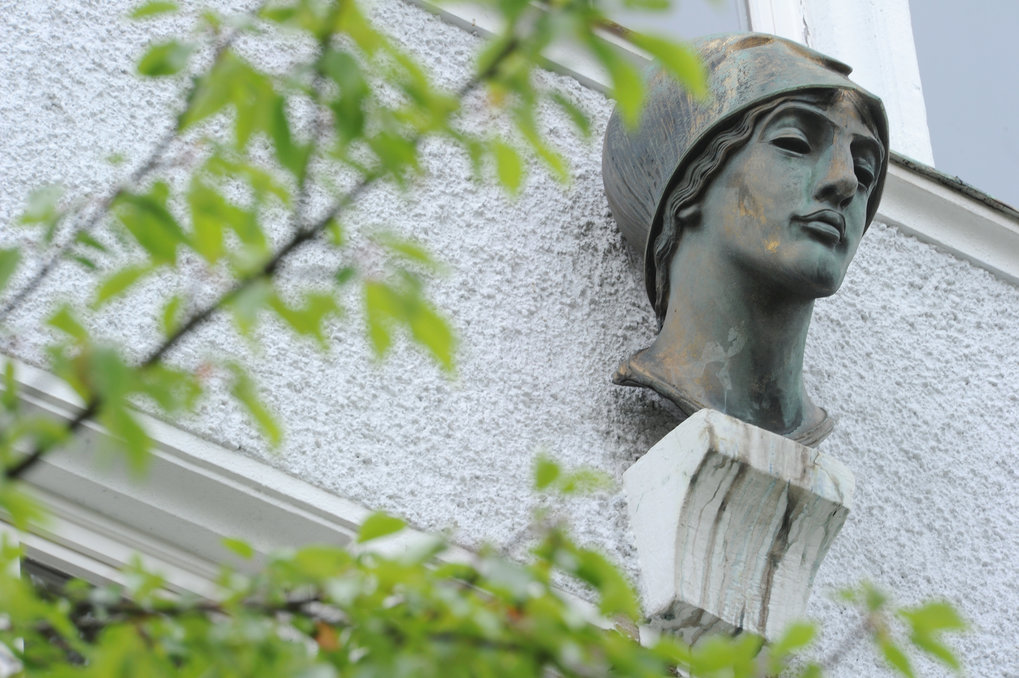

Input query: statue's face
[693,96,883,298]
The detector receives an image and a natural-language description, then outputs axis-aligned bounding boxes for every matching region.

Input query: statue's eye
[772,135,811,154]
[855,164,875,190]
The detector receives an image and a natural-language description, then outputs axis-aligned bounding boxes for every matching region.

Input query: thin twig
[0,7,262,324]
[819,614,871,672]
[287,12,340,237]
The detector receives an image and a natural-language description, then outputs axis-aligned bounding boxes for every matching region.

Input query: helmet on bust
[602,32,890,312]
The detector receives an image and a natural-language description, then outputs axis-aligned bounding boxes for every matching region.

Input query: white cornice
[879,160,1019,286]
[3,356,602,623]
[5,358,466,595]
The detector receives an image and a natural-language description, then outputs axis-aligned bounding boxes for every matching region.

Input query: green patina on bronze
[603,33,890,446]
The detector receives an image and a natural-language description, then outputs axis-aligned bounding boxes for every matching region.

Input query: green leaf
[357,512,407,543]
[161,294,183,337]
[260,7,299,24]
[863,582,887,611]
[773,621,815,654]
[492,141,524,193]
[293,545,352,580]
[93,264,154,307]
[0,485,46,531]
[557,468,611,495]
[229,278,273,337]
[2,361,18,412]
[375,233,438,271]
[690,634,744,673]
[89,347,134,404]
[363,281,397,357]
[534,456,560,490]
[321,49,369,144]
[188,179,246,263]
[798,663,823,678]
[180,52,247,130]
[514,107,568,182]
[137,364,202,413]
[910,633,960,671]
[222,537,255,560]
[70,254,98,271]
[227,363,281,446]
[549,92,591,138]
[48,305,88,342]
[369,131,420,184]
[768,621,816,672]
[607,59,644,127]
[225,62,276,150]
[270,96,311,181]
[326,219,345,247]
[0,248,20,294]
[129,1,178,19]
[335,266,356,286]
[113,187,188,265]
[622,0,669,9]
[569,547,640,620]
[627,34,707,98]
[901,601,966,634]
[336,0,385,54]
[138,40,194,77]
[100,403,151,474]
[75,231,108,253]
[901,601,965,671]
[18,182,63,227]
[206,153,290,205]
[269,291,340,348]
[879,637,914,677]
[585,38,645,127]
[7,414,72,458]
[407,299,454,372]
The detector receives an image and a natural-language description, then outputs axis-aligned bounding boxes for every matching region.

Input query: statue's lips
[795,210,845,244]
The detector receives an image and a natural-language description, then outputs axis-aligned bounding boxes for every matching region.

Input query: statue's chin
[772,257,851,300]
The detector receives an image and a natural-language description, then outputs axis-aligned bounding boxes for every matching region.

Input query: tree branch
[0,6,264,324]
[3,32,517,482]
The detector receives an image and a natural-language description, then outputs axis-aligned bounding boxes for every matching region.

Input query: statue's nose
[814,142,857,210]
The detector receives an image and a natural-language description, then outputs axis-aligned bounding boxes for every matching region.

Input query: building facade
[2,0,1018,674]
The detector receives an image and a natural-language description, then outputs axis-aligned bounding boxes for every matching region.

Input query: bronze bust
[603,34,889,446]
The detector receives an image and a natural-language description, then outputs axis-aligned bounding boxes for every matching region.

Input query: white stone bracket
[623,409,854,643]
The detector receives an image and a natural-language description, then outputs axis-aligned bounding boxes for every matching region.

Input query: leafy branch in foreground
[0,459,965,677]
[0,0,703,491]
[0,1,966,676]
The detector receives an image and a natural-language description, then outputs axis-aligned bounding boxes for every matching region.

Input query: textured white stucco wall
[2,2,1018,675]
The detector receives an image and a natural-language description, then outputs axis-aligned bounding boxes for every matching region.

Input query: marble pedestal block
[623,409,854,643]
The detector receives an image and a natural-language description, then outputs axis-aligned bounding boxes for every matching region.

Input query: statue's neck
[646,247,815,434]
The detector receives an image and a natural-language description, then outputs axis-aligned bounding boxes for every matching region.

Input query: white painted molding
[798,0,933,165]
[879,160,1019,287]
[742,0,805,42]
[0,359,612,630]
[3,357,469,595]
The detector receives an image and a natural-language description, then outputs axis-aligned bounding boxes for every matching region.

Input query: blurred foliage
[0,0,963,675]
[0,461,966,677]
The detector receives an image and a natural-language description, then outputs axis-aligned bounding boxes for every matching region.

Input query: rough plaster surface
[2,2,1018,674]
